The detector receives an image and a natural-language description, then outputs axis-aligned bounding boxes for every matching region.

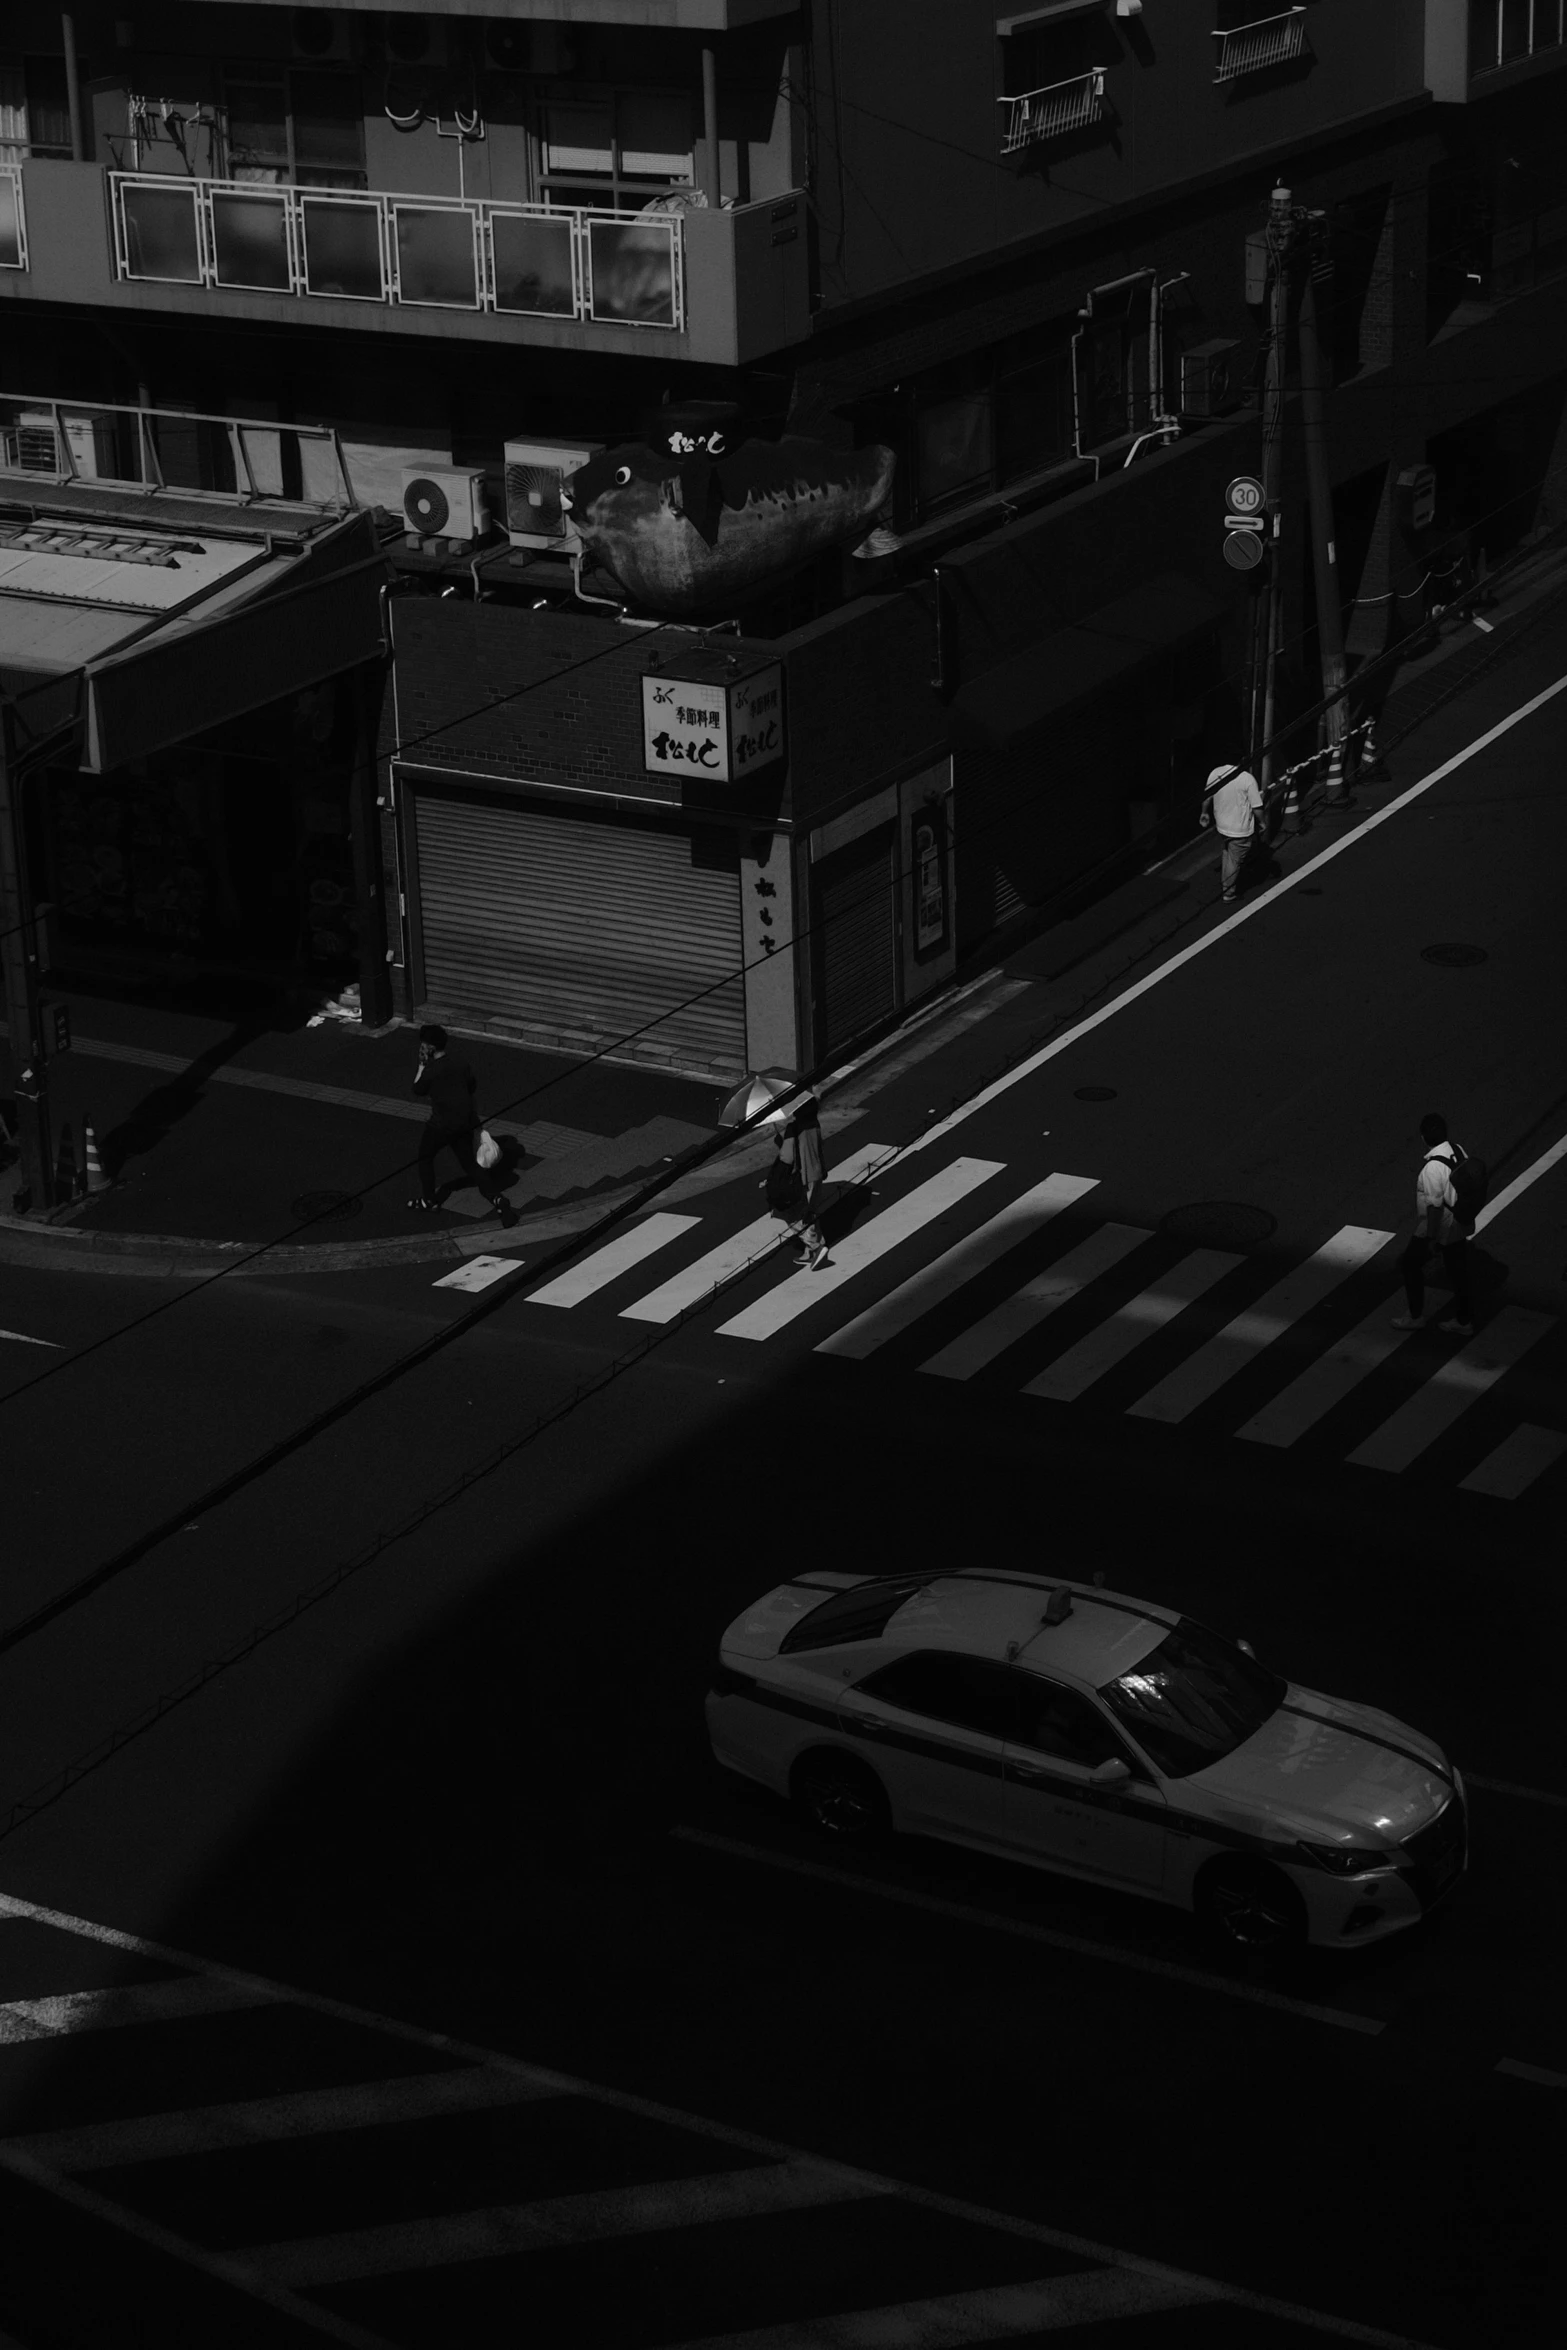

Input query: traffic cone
[81,1117,107,1193]
[1358,717,1388,781]
[1279,762,1303,833]
[1322,734,1352,809]
[55,1121,77,1203]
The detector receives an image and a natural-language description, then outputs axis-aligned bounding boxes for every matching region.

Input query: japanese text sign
[641,662,784,783]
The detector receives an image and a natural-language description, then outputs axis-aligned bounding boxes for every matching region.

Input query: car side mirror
[1236,1639,1256,1659]
[1090,1757,1131,1788]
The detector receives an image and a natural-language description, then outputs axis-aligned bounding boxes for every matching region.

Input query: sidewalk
[4,548,1562,1280]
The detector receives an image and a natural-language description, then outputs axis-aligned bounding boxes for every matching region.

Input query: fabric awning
[950,571,1230,751]
[0,509,386,771]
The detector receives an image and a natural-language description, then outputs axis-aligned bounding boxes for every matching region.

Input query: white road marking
[247,2159,881,2286]
[817,1173,1099,1359]
[717,1160,1006,1342]
[1463,1773,1567,1808]
[6,2067,562,2173]
[1496,2057,1567,2089]
[1023,1250,1242,1402]
[1127,1226,1394,1424]
[1475,1126,1567,1231]
[0,1329,59,1348]
[431,1254,522,1293]
[892,671,1567,1167]
[0,1975,278,2044]
[921,1224,1150,1380]
[1458,1422,1567,1499]
[1347,1309,1555,1472]
[0,1885,1439,2350]
[670,1830,1384,2034]
[1234,1302,1410,1447]
[620,1146,895,1323]
[523,1211,701,1306]
[663,2268,1215,2349]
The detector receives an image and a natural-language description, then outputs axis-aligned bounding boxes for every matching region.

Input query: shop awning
[0,501,386,771]
[950,571,1229,751]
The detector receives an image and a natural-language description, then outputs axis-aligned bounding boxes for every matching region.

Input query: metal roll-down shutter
[814,820,898,1057]
[412,792,746,1076]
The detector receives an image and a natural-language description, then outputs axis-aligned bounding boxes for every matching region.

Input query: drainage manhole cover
[1421,942,1489,967]
[1161,1202,1277,1252]
[1074,1086,1119,1102]
[292,1190,363,1224]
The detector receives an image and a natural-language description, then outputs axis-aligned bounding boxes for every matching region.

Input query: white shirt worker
[1416,1141,1463,1246]
[1209,767,1263,838]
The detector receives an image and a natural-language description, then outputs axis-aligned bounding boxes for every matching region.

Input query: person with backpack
[1391,1111,1484,1337]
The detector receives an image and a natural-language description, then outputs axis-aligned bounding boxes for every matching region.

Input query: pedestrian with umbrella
[718,1067,832,1270]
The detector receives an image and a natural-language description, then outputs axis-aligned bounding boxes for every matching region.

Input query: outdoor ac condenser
[1178,338,1243,419]
[502,437,603,553]
[401,467,491,543]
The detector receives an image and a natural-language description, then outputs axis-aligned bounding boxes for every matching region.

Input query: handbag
[765,1156,807,1215]
[475,1127,500,1172]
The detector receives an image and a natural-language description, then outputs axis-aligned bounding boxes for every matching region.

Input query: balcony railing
[998,69,1107,155]
[1212,8,1308,84]
[0,166,26,269]
[107,172,685,330]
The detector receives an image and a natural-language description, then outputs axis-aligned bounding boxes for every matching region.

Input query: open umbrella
[717,1066,815,1129]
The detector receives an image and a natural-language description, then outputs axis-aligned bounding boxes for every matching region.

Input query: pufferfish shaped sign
[558,405,896,619]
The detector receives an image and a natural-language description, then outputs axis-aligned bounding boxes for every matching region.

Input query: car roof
[883,1572,1174,1689]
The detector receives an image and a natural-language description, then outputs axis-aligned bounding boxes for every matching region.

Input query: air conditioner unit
[13,409,117,478]
[290,9,352,65]
[486,22,574,75]
[383,13,446,68]
[401,466,491,543]
[1179,337,1243,419]
[503,437,603,552]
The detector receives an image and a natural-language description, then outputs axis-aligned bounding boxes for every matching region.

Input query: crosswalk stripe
[661,2266,1215,2349]
[523,1211,701,1307]
[0,1976,278,2045]
[0,1329,59,1348]
[1023,1250,1242,1402]
[1126,1225,1394,1424]
[1233,1299,1409,1447]
[1347,1309,1555,1472]
[816,1174,1099,1360]
[246,2158,881,2287]
[5,2067,562,2173]
[620,1145,895,1324]
[1459,1422,1567,1499]
[716,1159,1007,1343]
[920,1223,1149,1381]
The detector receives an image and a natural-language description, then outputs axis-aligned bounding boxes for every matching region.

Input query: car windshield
[1098,1619,1285,1778]
[777,1574,941,1655]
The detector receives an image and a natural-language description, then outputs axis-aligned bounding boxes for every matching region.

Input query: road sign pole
[0,702,54,1214]
[1297,222,1352,808]
[1259,187,1293,824]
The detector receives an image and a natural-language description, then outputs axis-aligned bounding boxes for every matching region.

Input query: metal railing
[1212,8,1308,83]
[106,171,685,331]
[0,166,26,270]
[998,69,1107,156]
[0,391,355,511]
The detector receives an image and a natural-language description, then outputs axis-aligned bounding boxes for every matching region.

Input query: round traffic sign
[1226,474,1266,517]
[1223,526,1264,570]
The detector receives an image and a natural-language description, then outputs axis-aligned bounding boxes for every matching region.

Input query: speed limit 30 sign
[1226,475,1266,516]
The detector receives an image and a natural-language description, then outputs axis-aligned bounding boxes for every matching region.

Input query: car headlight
[1297,1840,1389,1876]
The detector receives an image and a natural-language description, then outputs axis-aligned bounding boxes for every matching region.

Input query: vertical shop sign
[912,798,949,957]
[642,662,784,784]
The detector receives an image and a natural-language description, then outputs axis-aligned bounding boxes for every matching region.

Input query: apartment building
[3,3,1565,1071]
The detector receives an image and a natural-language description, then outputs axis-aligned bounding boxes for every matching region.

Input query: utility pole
[1296,207,1352,808]
[0,699,53,1213]
[1256,185,1292,812]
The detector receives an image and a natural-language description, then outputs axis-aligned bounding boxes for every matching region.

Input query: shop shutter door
[816,821,897,1056]
[414,793,746,1076]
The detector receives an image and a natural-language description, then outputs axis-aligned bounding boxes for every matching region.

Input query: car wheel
[793,1751,891,1842]
[1197,1858,1306,1954]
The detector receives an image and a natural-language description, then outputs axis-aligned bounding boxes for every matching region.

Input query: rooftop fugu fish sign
[642,659,783,783]
[559,432,896,618]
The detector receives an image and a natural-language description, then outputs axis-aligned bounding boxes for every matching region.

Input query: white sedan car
[705,1568,1466,1952]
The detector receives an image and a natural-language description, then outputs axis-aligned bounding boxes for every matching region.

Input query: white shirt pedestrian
[1205,765,1264,901]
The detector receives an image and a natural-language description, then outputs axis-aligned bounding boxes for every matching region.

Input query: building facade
[4,3,1566,1071]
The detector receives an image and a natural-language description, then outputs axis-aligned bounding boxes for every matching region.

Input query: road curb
[0,968,1020,1278]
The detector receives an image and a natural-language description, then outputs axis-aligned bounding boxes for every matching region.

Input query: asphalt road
[0,618,1564,2348]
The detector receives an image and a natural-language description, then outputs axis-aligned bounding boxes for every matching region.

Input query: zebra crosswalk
[503,1151,1566,1500]
[0,1889,1326,2347]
